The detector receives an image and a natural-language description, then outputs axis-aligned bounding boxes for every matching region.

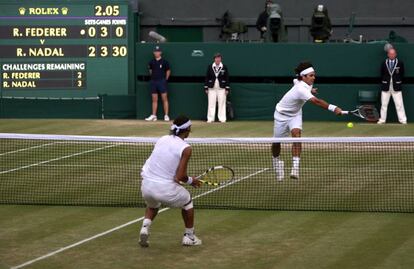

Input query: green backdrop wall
[0,95,136,119]
[136,42,414,122]
[136,82,413,122]
[0,97,102,119]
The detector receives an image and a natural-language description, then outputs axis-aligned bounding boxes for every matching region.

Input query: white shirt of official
[275,80,314,118]
[141,135,190,183]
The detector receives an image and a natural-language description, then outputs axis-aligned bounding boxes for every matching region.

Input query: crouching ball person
[139,115,202,247]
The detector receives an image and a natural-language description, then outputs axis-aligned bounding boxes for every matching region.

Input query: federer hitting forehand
[272,62,343,180]
[139,115,202,247]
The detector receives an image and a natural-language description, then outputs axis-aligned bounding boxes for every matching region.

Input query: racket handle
[341,111,349,115]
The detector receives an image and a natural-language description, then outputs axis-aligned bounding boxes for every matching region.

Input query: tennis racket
[196,165,235,186]
[342,105,379,122]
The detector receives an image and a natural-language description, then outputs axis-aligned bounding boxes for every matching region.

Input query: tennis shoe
[290,167,299,179]
[139,228,150,248]
[145,115,157,121]
[164,115,170,121]
[182,234,202,246]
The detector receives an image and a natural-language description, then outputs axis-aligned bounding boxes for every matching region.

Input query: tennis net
[0,133,413,212]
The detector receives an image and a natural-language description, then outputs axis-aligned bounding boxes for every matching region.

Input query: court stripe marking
[0,144,116,175]
[35,164,414,173]
[0,142,57,157]
[11,168,269,269]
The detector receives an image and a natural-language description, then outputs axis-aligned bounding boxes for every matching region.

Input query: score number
[84,26,125,38]
[88,45,127,57]
[95,5,120,16]
[76,71,85,88]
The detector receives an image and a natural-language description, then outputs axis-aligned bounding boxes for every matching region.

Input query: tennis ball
[347,122,354,128]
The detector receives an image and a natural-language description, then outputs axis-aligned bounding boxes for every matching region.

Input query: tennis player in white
[139,115,202,247]
[273,62,343,180]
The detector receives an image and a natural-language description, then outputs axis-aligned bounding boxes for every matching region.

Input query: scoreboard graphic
[0,1,131,95]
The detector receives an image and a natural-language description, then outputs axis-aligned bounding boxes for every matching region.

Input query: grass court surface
[1,120,414,269]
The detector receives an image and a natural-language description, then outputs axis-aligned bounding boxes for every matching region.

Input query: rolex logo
[19,7,26,15]
[61,7,68,15]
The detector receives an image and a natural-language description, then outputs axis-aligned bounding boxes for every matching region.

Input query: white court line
[11,167,269,269]
[0,144,117,175]
[41,164,137,169]
[29,165,414,173]
[0,142,57,157]
[291,168,414,172]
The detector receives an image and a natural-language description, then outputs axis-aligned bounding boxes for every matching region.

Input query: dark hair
[170,115,191,136]
[265,0,273,7]
[294,61,313,80]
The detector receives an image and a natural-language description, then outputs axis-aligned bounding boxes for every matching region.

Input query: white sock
[142,218,152,229]
[272,157,280,171]
[292,157,300,168]
[185,227,194,237]
[273,156,281,166]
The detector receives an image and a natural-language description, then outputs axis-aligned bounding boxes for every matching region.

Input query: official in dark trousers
[145,46,171,122]
[204,53,230,123]
[378,48,407,124]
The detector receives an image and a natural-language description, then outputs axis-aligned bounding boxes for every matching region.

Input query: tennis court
[1,120,414,269]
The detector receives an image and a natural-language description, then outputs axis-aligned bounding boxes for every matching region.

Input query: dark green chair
[358,90,378,103]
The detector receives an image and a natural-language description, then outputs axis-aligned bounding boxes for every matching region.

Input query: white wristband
[187,177,193,185]
[328,104,337,112]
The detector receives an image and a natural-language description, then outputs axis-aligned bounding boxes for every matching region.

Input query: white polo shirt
[275,80,314,118]
[141,135,190,184]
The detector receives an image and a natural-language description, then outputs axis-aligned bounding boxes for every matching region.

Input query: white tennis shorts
[141,179,192,209]
[273,110,302,137]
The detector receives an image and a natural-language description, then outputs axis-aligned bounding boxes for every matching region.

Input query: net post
[98,94,106,119]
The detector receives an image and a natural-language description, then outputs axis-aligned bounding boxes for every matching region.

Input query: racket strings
[201,168,234,185]
[359,105,379,121]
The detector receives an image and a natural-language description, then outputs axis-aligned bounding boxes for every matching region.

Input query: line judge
[204,53,230,123]
[378,48,407,124]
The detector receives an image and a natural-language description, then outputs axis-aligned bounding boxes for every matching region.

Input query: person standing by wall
[256,1,286,42]
[204,53,230,123]
[256,0,273,39]
[145,46,171,122]
[378,48,407,124]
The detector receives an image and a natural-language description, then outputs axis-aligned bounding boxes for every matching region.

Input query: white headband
[171,120,192,134]
[300,67,315,76]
